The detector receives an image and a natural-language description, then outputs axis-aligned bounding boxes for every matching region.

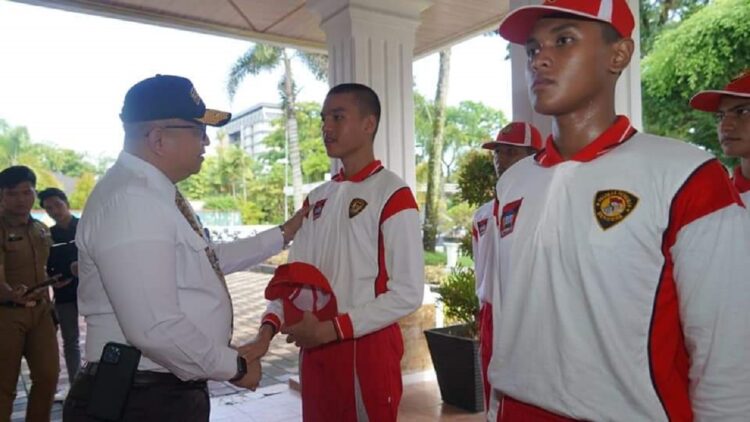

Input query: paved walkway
[11,270,299,422]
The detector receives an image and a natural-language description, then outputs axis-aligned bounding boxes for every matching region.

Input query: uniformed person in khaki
[0,166,59,422]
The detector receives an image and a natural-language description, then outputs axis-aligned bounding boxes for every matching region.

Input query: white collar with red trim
[535,116,637,167]
[332,160,384,183]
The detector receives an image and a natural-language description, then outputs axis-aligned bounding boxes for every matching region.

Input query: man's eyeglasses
[162,124,208,139]
[714,105,750,123]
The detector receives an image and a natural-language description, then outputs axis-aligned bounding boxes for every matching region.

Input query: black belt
[81,363,207,388]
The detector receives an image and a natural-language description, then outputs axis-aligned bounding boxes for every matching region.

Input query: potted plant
[423,265,483,413]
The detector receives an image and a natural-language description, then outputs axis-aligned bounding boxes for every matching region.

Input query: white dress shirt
[76,151,283,381]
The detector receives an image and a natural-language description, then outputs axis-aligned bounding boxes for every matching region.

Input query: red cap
[689,70,750,112]
[482,122,543,151]
[265,262,338,325]
[498,0,636,45]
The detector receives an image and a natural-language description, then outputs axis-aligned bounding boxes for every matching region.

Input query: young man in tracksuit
[690,70,750,205]
[246,83,424,421]
[471,121,541,421]
[488,0,750,420]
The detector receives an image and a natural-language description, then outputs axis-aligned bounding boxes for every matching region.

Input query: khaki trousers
[0,304,60,422]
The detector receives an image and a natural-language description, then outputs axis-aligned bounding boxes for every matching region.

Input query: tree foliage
[639,0,710,57]
[642,0,750,158]
[456,150,496,207]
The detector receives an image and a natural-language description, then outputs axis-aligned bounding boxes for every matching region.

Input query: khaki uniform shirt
[0,214,52,297]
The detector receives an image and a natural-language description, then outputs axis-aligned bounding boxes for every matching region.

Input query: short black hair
[326,83,381,136]
[38,187,69,208]
[0,165,37,190]
[542,13,622,44]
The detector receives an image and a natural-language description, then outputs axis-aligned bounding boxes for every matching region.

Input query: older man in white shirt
[63,74,304,422]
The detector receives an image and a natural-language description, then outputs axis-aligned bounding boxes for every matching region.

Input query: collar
[535,116,637,167]
[733,166,750,194]
[0,214,33,228]
[332,160,383,183]
[117,151,176,198]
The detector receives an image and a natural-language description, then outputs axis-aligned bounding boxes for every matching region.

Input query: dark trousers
[62,370,209,422]
[54,302,81,382]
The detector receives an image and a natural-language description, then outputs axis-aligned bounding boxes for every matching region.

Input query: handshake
[229,311,339,391]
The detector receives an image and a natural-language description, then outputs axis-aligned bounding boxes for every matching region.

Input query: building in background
[224,103,283,158]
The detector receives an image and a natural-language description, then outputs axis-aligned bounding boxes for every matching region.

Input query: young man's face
[492,144,536,177]
[0,181,36,218]
[320,93,376,160]
[42,196,71,224]
[525,18,615,116]
[716,96,750,160]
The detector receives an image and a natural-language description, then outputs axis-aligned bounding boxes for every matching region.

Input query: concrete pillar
[508,0,643,135]
[307,0,433,191]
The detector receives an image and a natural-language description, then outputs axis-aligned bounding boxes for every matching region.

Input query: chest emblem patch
[313,199,327,221]
[594,190,639,230]
[477,218,489,236]
[349,198,368,218]
[500,198,523,238]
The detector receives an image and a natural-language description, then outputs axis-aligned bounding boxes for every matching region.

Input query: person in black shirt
[38,188,81,385]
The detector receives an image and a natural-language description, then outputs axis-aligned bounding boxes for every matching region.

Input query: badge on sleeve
[349,198,367,218]
[313,199,327,220]
[500,198,523,238]
[477,218,489,236]
[594,190,639,230]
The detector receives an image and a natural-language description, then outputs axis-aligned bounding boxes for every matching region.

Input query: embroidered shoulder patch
[500,198,523,238]
[313,199,327,220]
[594,190,639,230]
[349,198,367,218]
[477,218,489,236]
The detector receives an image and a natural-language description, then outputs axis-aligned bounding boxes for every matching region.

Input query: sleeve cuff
[216,346,239,381]
[333,314,355,340]
[262,313,282,333]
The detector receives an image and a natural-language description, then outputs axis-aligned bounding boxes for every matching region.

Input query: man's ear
[144,126,166,157]
[609,38,634,75]
[364,115,377,136]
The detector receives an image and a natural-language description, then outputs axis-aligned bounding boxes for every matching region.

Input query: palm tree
[227,44,327,210]
[423,48,452,251]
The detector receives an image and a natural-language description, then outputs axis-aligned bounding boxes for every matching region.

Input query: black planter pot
[423,324,484,413]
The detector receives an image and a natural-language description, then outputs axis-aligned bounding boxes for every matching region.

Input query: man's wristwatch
[229,355,247,382]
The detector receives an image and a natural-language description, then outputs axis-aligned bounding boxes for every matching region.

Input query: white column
[307,0,433,192]
[508,0,643,134]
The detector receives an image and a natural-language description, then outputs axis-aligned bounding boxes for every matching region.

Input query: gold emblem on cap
[349,198,368,218]
[189,87,203,106]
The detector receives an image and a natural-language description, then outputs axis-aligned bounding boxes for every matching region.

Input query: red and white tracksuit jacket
[489,116,750,421]
[471,198,500,421]
[733,165,750,206]
[262,160,424,422]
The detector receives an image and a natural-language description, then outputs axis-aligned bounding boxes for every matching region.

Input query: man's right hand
[230,357,262,391]
[1,283,28,302]
[237,323,275,362]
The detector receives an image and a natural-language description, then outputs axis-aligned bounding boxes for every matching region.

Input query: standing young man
[690,70,750,205]
[38,188,82,387]
[472,121,541,420]
[0,166,59,422]
[489,0,750,420]
[247,83,424,421]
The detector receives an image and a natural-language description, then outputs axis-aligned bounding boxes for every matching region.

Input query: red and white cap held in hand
[265,262,338,326]
[497,0,636,45]
[482,121,543,151]
[690,70,750,112]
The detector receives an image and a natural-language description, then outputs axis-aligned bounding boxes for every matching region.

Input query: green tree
[261,102,329,184]
[456,150,496,207]
[443,101,505,181]
[0,119,61,190]
[641,0,750,158]
[69,172,96,209]
[424,49,452,251]
[227,44,327,211]
[640,0,709,57]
